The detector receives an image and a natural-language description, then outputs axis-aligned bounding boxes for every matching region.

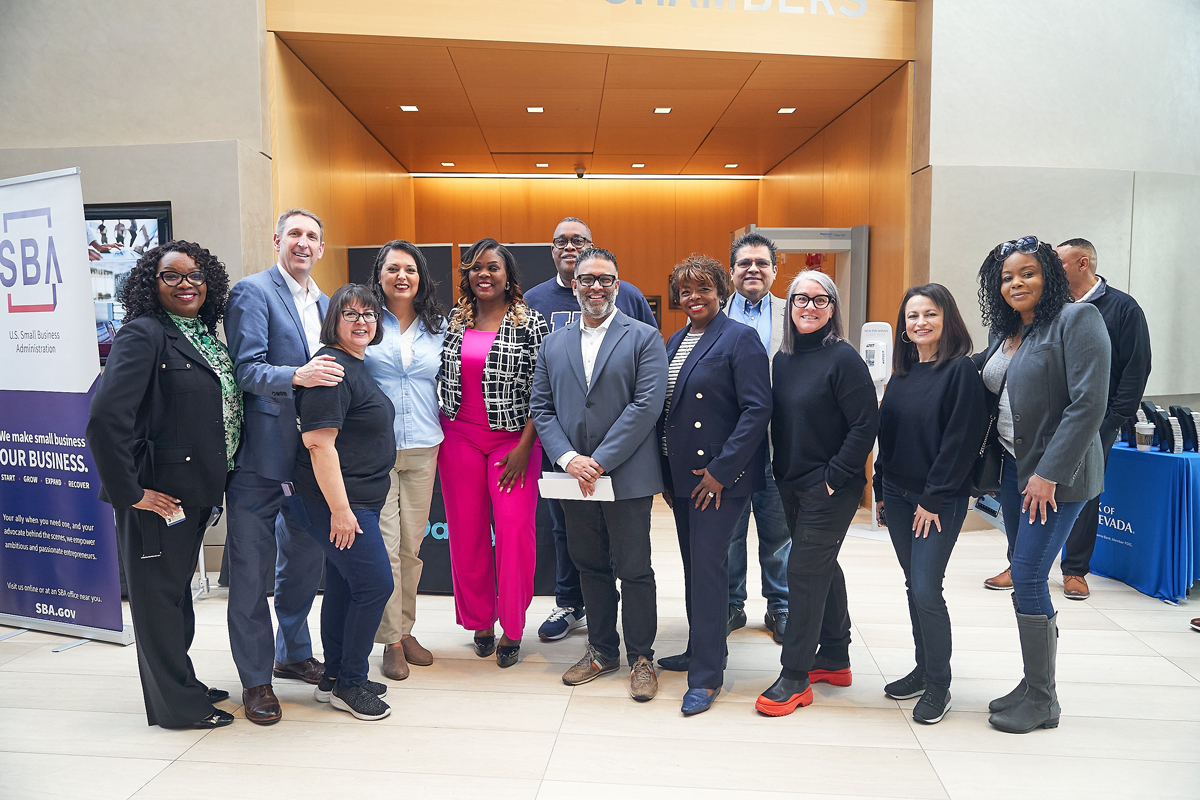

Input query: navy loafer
[681,687,720,716]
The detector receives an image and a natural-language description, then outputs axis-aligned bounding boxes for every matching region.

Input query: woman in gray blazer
[975,237,1109,735]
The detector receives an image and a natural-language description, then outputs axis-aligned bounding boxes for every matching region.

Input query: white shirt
[556,310,617,471]
[1076,276,1102,304]
[398,317,418,370]
[279,265,323,356]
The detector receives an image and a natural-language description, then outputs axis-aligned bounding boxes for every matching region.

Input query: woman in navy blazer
[657,255,772,716]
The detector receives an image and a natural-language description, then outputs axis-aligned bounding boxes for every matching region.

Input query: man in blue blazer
[530,247,668,702]
[223,209,343,724]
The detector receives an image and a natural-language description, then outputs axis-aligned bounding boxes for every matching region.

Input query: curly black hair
[976,241,1072,340]
[120,240,230,332]
[365,240,446,335]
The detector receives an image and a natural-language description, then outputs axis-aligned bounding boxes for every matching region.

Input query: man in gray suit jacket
[724,232,791,643]
[531,247,668,701]
[223,209,343,724]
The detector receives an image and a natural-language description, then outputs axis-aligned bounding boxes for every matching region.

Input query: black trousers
[672,493,750,689]
[115,506,215,728]
[561,496,656,665]
[1060,426,1120,577]
[777,483,861,682]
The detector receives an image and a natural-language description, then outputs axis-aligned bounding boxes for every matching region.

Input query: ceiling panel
[276,33,903,175]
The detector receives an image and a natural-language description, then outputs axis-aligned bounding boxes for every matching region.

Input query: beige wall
[269,34,416,293]
[758,63,914,327]
[914,0,1200,399]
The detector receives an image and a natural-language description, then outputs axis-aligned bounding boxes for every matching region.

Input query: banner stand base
[0,613,134,646]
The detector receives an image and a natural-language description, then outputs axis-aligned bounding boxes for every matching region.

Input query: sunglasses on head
[993,236,1044,262]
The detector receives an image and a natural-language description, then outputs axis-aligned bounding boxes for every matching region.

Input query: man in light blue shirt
[725,232,791,644]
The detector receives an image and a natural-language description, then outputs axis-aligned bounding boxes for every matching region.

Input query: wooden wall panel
[758,174,789,227]
[867,63,913,326]
[413,177,502,247]
[822,97,872,229]
[269,34,415,293]
[498,179,590,243]
[757,64,913,330]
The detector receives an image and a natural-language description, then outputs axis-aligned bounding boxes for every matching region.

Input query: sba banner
[0,169,124,635]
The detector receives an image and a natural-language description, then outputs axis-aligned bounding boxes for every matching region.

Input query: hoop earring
[900,330,913,344]
[505,281,511,290]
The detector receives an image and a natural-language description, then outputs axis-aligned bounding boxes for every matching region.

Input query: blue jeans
[224,468,324,688]
[883,485,968,690]
[728,459,791,612]
[291,493,393,689]
[999,452,1085,617]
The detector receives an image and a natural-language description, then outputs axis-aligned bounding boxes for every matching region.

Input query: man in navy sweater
[1057,238,1151,599]
[524,216,658,641]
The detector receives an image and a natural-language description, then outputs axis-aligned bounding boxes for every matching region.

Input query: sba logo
[1,207,62,313]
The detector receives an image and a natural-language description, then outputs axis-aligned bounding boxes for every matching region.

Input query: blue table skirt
[1090,443,1199,603]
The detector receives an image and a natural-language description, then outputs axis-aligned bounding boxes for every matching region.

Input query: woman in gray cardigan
[975,237,1109,734]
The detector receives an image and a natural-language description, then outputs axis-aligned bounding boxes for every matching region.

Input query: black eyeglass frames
[575,274,616,288]
[790,293,832,309]
[552,235,591,249]
[157,271,206,287]
[340,309,380,323]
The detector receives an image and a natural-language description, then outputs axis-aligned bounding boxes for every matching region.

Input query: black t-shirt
[294,346,396,509]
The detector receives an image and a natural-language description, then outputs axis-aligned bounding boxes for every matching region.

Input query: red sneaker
[809,667,853,686]
[755,678,814,717]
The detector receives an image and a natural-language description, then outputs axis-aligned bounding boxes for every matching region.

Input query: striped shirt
[662,331,703,455]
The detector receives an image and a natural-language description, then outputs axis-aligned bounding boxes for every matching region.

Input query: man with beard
[525,217,657,642]
[530,247,668,701]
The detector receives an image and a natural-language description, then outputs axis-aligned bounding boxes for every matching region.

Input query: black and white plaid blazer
[438,304,550,431]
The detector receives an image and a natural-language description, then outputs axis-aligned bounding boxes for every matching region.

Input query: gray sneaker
[562,644,619,686]
[330,683,391,721]
[629,656,658,702]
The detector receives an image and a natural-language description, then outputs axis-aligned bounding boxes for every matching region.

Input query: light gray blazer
[767,292,786,360]
[531,309,668,500]
[986,302,1111,502]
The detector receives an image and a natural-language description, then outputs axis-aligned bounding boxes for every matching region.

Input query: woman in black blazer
[87,242,242,729]
[657,255,771,717]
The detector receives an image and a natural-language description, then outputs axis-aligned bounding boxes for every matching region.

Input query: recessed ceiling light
[400,105,419,112]
[725,163,738,168]
[441,162,455,167]
[527,107,544,113]
[778,107,796,114]
[632,163,645,168]
[653,107,671,114]
[535,163,549,168]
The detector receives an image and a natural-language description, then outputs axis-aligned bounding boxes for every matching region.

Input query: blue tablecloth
[1090,443,1200,602]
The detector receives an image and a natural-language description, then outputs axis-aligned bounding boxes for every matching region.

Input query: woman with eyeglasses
[872,284,988,724]
[438,238,550,668]
[363,241,446,681]
[976,237,1109,733]
[291,284,396,720]
[87,242,241,729]
[755,270,878,717]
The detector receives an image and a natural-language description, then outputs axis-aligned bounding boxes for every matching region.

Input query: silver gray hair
[780,269,843,353]
[275,208,324,240]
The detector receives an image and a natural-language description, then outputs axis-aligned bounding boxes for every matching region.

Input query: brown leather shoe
[273,657,324,685]
[401,635,433,666]
[382,644,409,681]
[1063,575,1090,600]
[242,684,282,725]
[1191,618,1200,633]
[984,568,1013,591]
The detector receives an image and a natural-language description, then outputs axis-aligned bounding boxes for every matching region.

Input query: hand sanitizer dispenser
[859,322,892,401]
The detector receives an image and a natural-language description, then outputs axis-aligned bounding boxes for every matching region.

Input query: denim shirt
[727,293,773,352]
[364,309,446,450]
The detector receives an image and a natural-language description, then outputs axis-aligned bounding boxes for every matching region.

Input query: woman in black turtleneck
[755,270,879,717]
[872,284,986,725]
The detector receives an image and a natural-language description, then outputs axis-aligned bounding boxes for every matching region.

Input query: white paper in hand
[538,473,615,502]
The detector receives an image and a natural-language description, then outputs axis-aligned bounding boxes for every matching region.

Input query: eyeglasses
[734,258,773,270]
[552,236,591,250]
[158,271,206,287]
[340,309,379,323]
[993,236,1043,261]
[790,293,832,309]
[575,274,616,288]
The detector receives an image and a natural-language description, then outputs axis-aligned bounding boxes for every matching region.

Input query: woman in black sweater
[872,284,987,724]
[755,270,879,717]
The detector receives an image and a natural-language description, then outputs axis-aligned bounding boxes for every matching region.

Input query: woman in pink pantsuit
[438,238,549,668]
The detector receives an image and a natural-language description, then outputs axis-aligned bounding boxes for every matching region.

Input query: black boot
[989,612,1060,733]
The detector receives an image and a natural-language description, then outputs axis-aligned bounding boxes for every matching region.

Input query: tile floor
[2,501,1198,799]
